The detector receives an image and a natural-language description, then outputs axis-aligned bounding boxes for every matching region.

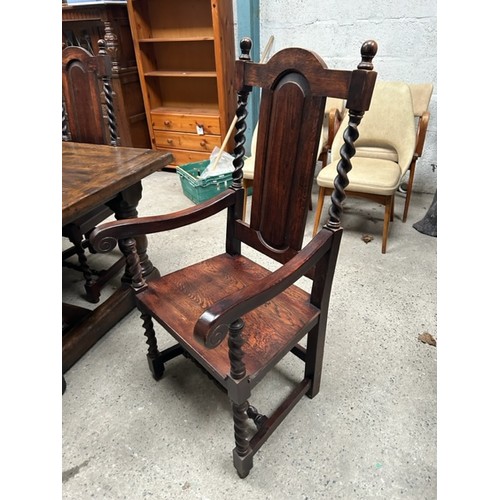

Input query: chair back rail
[62,41,117,145]
[232,40,377,263]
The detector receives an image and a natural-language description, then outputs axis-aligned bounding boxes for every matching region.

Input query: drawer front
[151,112,221,135]
[156,147,211,166]
[154,130,221,152]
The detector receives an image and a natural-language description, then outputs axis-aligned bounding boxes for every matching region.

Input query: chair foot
[233,448,253,478]
[147,343,186,380]
[147,355,165,380]
[231,398,253,477]
[84,283,100,304]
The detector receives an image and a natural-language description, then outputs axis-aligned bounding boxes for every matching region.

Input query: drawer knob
[167,139,174,145]
[200,139,208,148]
[164,120,172,127]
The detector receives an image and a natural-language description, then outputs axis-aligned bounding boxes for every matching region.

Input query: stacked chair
[313,80,433,253]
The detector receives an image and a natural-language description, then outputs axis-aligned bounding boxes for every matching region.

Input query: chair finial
[358,40,378,70]
[98,39,119,146]
[97,38,107,56]
[231,38,253,188]
[240,37,252,61]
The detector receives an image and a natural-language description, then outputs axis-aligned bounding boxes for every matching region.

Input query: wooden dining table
[62,141,173,373]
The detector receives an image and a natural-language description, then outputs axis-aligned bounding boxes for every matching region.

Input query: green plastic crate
[177,160,233,204]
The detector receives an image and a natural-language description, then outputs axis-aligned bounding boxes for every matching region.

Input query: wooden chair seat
[138,253,319,384]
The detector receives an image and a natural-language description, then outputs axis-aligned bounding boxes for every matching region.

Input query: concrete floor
[62,169,437,499]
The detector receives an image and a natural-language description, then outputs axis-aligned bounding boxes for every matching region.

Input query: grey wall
[233,0,437,194]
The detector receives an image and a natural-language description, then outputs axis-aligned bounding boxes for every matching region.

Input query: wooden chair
[62,40,125,303]
[90,38,378,477]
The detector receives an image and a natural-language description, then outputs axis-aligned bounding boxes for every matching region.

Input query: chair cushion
[242,155,255,180]
[355,145,398,162]
[136,253,320,384]
[242,123,259,180]
[319,97,346,153]
[317,156,402,195]
[330,81,416,177]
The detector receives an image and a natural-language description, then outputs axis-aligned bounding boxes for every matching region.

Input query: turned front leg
[140,311,165,380]
[228,318,253,477]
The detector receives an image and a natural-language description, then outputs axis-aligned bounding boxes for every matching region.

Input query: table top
[62,1,127,8]
[62,142,173,226]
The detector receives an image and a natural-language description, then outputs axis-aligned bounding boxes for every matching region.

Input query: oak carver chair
[62,40,125,303]
[90,38,378,478]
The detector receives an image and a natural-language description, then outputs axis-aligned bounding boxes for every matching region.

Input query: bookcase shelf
[127,0,236,166]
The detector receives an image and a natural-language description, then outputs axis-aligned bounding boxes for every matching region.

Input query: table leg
[106,182,157,280]
[63,181,159,374]
[62,286,134,372]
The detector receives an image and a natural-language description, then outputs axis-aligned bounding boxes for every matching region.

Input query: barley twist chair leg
[140,312,164,380]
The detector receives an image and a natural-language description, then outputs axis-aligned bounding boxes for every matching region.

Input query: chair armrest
[89,188,237,253]
[414,110,430,158]
[194,229,335,348]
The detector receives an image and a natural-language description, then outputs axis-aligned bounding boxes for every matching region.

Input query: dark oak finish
[62,41,124,303]
[62,43,116,145]
[62,142,172,226]
[62,142,173,372]
[62,1,150,148]
[90,39,377,477]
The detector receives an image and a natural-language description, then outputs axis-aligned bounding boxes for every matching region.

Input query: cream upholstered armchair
[242,122,259,218]
[402,83,433,222]
[243,97,345,219]
[312,81,416,253]
[317,97,346,167]
[346,83,432,223]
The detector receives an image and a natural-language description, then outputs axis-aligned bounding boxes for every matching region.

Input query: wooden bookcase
[127,0,237,166]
